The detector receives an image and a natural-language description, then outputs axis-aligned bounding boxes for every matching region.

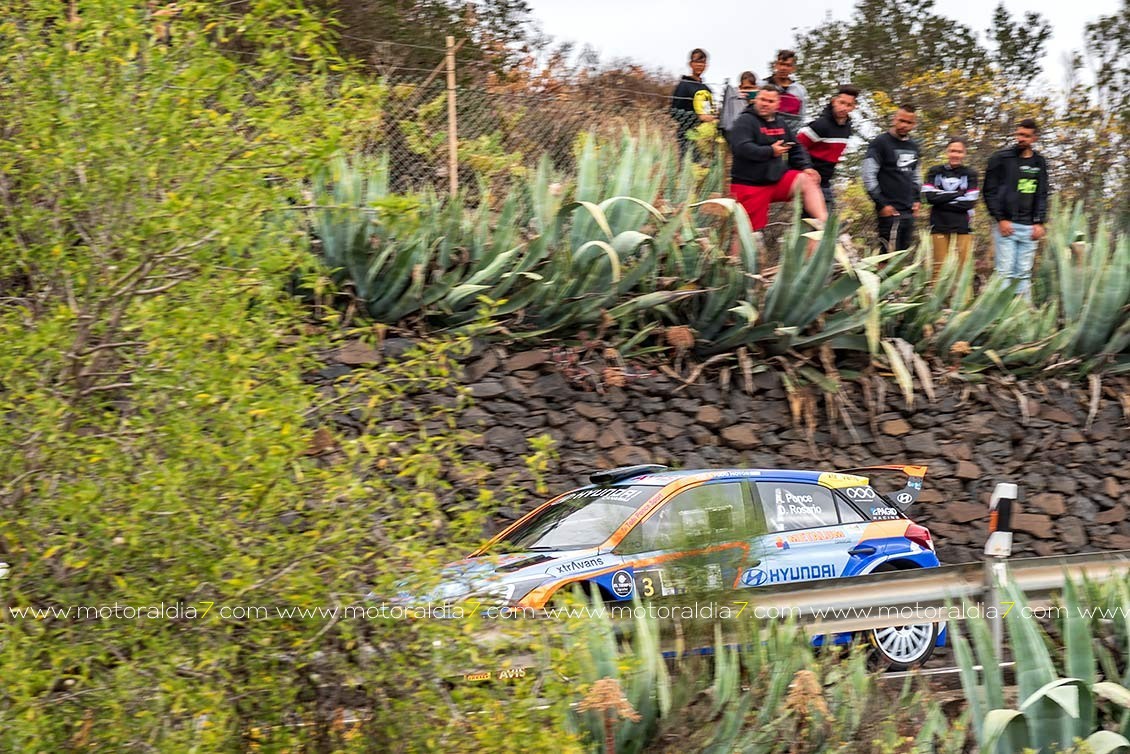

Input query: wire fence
[349,38,692,195]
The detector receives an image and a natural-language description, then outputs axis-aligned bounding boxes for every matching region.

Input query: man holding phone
[727,86,827,231]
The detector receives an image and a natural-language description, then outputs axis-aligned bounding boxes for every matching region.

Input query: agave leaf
[794,274,863,327]
[1063,579,1097,688]
[857,268,882,355]
[797,365,840,392]
[1020,678,1083,718]
[599,196,667,230]
[381,264,428,322]
[1002,582,1058,722]
[606,289,705,319]
[560,200,615,244]
[785,218,839,318]
[1020,677,1093,753]
[1094,682,1130,708]
[967,603,1007,710]
[790,309,872,349]
[460,245,522,289]
[367,239,428,318]
[1069,229,1130,356]
[952,621,989,743]
[616,322,661,355]
[443,283,493,311]
[880,339,916,408]
[1083,730,1130,754]
[693,265,745,338]
[935,277,1016,354]
[982,709,1030,754]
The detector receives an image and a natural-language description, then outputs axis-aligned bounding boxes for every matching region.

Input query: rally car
[426,463,943,669]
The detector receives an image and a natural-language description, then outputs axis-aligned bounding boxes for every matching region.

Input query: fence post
[445,35,458,198]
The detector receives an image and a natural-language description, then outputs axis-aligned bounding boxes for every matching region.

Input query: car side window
[619,482,746,552]
[755,482,838,531]
[836,499,866,523]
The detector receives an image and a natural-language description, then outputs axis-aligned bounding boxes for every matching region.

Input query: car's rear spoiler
[839,464,927,511]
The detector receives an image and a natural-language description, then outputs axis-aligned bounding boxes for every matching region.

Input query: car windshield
[497,485,657,551]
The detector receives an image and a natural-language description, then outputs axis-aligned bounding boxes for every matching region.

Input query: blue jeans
[993,222,1037,296]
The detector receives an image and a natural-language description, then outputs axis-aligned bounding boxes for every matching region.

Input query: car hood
[410,548,607,603]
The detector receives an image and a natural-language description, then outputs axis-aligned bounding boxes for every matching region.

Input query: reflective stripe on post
[985,482,1018,558]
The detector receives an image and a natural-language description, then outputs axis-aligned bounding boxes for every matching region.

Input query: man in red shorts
[726,86,827,232]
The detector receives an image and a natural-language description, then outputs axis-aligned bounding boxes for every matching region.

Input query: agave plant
[308,139,1128,384]
[953,578,1130,754]
[887,203,1130,377]
[564,586,957,754]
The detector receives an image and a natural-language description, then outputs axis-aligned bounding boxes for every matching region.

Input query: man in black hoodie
[863,105,921,253]
[727,86,826,231]
[797,85,858,214]
[670,48,717,158]
[982,119,1049,297]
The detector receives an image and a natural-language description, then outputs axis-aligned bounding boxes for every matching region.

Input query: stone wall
[330,340,1130,565]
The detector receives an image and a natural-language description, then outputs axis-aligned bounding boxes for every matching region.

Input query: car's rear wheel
[862,564,939,670]
[866,621,938,670]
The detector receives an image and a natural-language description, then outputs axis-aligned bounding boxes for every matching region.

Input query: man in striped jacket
[797,85,858,215]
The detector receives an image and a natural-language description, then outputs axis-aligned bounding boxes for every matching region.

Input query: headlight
[467,577,550,606]
[467,583,514,604]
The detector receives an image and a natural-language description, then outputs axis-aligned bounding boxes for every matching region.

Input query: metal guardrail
[456,550,1130,682]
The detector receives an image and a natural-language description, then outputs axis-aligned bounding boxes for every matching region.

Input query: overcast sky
[523,0,1121,94]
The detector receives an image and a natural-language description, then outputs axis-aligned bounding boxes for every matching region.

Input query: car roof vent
[589,464,669,486]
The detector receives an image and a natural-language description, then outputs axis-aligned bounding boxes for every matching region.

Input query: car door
[611,481,757,599]
[739,479,870,589]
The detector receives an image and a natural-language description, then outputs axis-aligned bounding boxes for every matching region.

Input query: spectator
[863,105,921,253]
[797,84,858,215]
[670,48,716,158]
[761,50,808,131]
[982,118,1049,297]
[738,70,758,100]
[922,137,979,279]
[727,86,827,233]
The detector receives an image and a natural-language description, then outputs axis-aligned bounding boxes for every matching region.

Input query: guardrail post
[985,482,1019,657]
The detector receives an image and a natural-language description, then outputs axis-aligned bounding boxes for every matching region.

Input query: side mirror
[984,482,1019,558]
